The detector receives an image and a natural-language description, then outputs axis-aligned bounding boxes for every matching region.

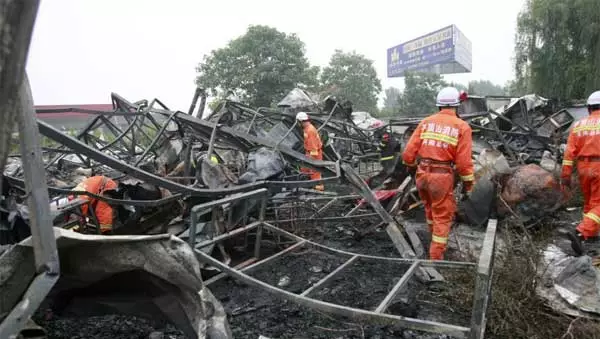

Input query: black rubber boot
[567,231,585,256]
[558,229,585,256]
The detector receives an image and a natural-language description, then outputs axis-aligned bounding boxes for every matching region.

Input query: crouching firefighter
[561,90,600,255]
[296,112,325,191]
[402,87,475,260]
[367,121,405,189]
[68,175,118,234]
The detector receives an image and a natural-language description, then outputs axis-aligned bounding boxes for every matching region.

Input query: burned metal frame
[0,1,60,336]
[187,188,497,339]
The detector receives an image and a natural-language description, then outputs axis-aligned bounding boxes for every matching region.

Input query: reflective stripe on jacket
[562,109,600,180]
[402,108,474,182]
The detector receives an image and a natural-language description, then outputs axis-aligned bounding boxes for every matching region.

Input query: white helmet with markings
[296,112,309,121]
[587,91,600,107]
[436,87,461,107]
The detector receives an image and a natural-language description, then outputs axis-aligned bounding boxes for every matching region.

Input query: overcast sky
[27,0,525,110]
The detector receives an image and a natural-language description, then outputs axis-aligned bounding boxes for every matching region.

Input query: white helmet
[296,112,309,121]
[436,87,461,107]
[587,91,600,107]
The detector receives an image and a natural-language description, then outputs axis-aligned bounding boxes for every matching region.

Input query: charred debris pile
[1,88,596,339]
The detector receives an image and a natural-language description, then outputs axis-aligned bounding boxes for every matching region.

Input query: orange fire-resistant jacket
[402,108,475,185]
[69,175,117,233]
[303,122,323,160]
[561,109,600,180]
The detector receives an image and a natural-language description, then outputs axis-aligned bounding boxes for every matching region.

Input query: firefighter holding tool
[296,112,324,191]
[561,90,600,255]
[402,87,475,260]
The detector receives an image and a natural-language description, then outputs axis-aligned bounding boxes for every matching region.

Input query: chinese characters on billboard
[387,25,471,77]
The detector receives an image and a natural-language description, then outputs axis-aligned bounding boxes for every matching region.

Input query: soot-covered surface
[311,258,411,310]
[251,248,348,294]
[210,214,473,339]
[35,314,184,339]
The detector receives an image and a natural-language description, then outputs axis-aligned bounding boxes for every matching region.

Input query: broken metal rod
[194,249,471,338]
[308,197,339,219]
[240,239,307,273]
[374,261,420,314]
[195,221,261,249]
[265,213,379,224]
[260,222,475,269]
[187,87,202,115]
[300,255,359,297]
[204,257,259,286]
[134,111,178,166]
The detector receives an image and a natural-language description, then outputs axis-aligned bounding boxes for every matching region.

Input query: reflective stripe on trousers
[577,161,600,238]
[416,162,455,260]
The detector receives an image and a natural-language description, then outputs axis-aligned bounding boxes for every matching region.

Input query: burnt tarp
[277,88,319,112]
[0,229,233,338]
[238,147,286,184]
[537,244,600,318]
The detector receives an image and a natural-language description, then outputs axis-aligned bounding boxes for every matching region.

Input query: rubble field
[209,214,474,339]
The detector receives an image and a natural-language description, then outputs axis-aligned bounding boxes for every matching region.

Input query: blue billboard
[387,25,472,77]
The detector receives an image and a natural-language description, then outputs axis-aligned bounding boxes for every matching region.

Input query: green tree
[449,82,468,93]
[514,0,600,101]
[503,80,525,97]
[468,80,506,96]
[398,72,448,117]
[196,25,319,107]
[383,87,401,109]
[379,87,401,117]
[320,50,382,113]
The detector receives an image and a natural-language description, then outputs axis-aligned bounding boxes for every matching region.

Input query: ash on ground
[34,314,184,339]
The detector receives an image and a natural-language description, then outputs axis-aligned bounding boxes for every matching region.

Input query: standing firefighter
[402,87,475,260]
[297,112,324,191]
[561,90,600,255]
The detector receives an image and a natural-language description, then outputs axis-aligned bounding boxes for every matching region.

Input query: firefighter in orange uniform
[561,90,600,255]
[296,112,324,191]
[402,87,475,260]
[69,175,118,234]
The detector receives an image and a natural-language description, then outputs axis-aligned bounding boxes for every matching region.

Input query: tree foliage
[468,80,506,96]
[383,87,401,109]
[398,72,448,117]
[196,25,318,107]
[321,50,382,113]
[514,0,600,101]
[377,87,401,117]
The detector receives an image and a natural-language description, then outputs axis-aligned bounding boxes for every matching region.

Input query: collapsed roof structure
[1,85,505,338]
[2,71,599,338]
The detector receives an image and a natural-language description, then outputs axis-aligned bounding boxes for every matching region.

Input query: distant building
[35,104,114,131]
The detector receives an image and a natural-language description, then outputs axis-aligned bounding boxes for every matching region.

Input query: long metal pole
[0,2,61,331]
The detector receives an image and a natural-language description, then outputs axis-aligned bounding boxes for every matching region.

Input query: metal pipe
[195,249,470,338]
[317,103,338,133]
[187,87,202,115]
[300,255,359,297]
[274,120,298,150]
[195,221,261,248]
[374,261,420,313]
[196,91,207,118]
[133,111,178,166]
[261,222,475,268]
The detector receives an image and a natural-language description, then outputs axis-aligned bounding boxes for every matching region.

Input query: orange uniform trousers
[301,151,324,190]
[415,161,455,260]
[576,160,600,238]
